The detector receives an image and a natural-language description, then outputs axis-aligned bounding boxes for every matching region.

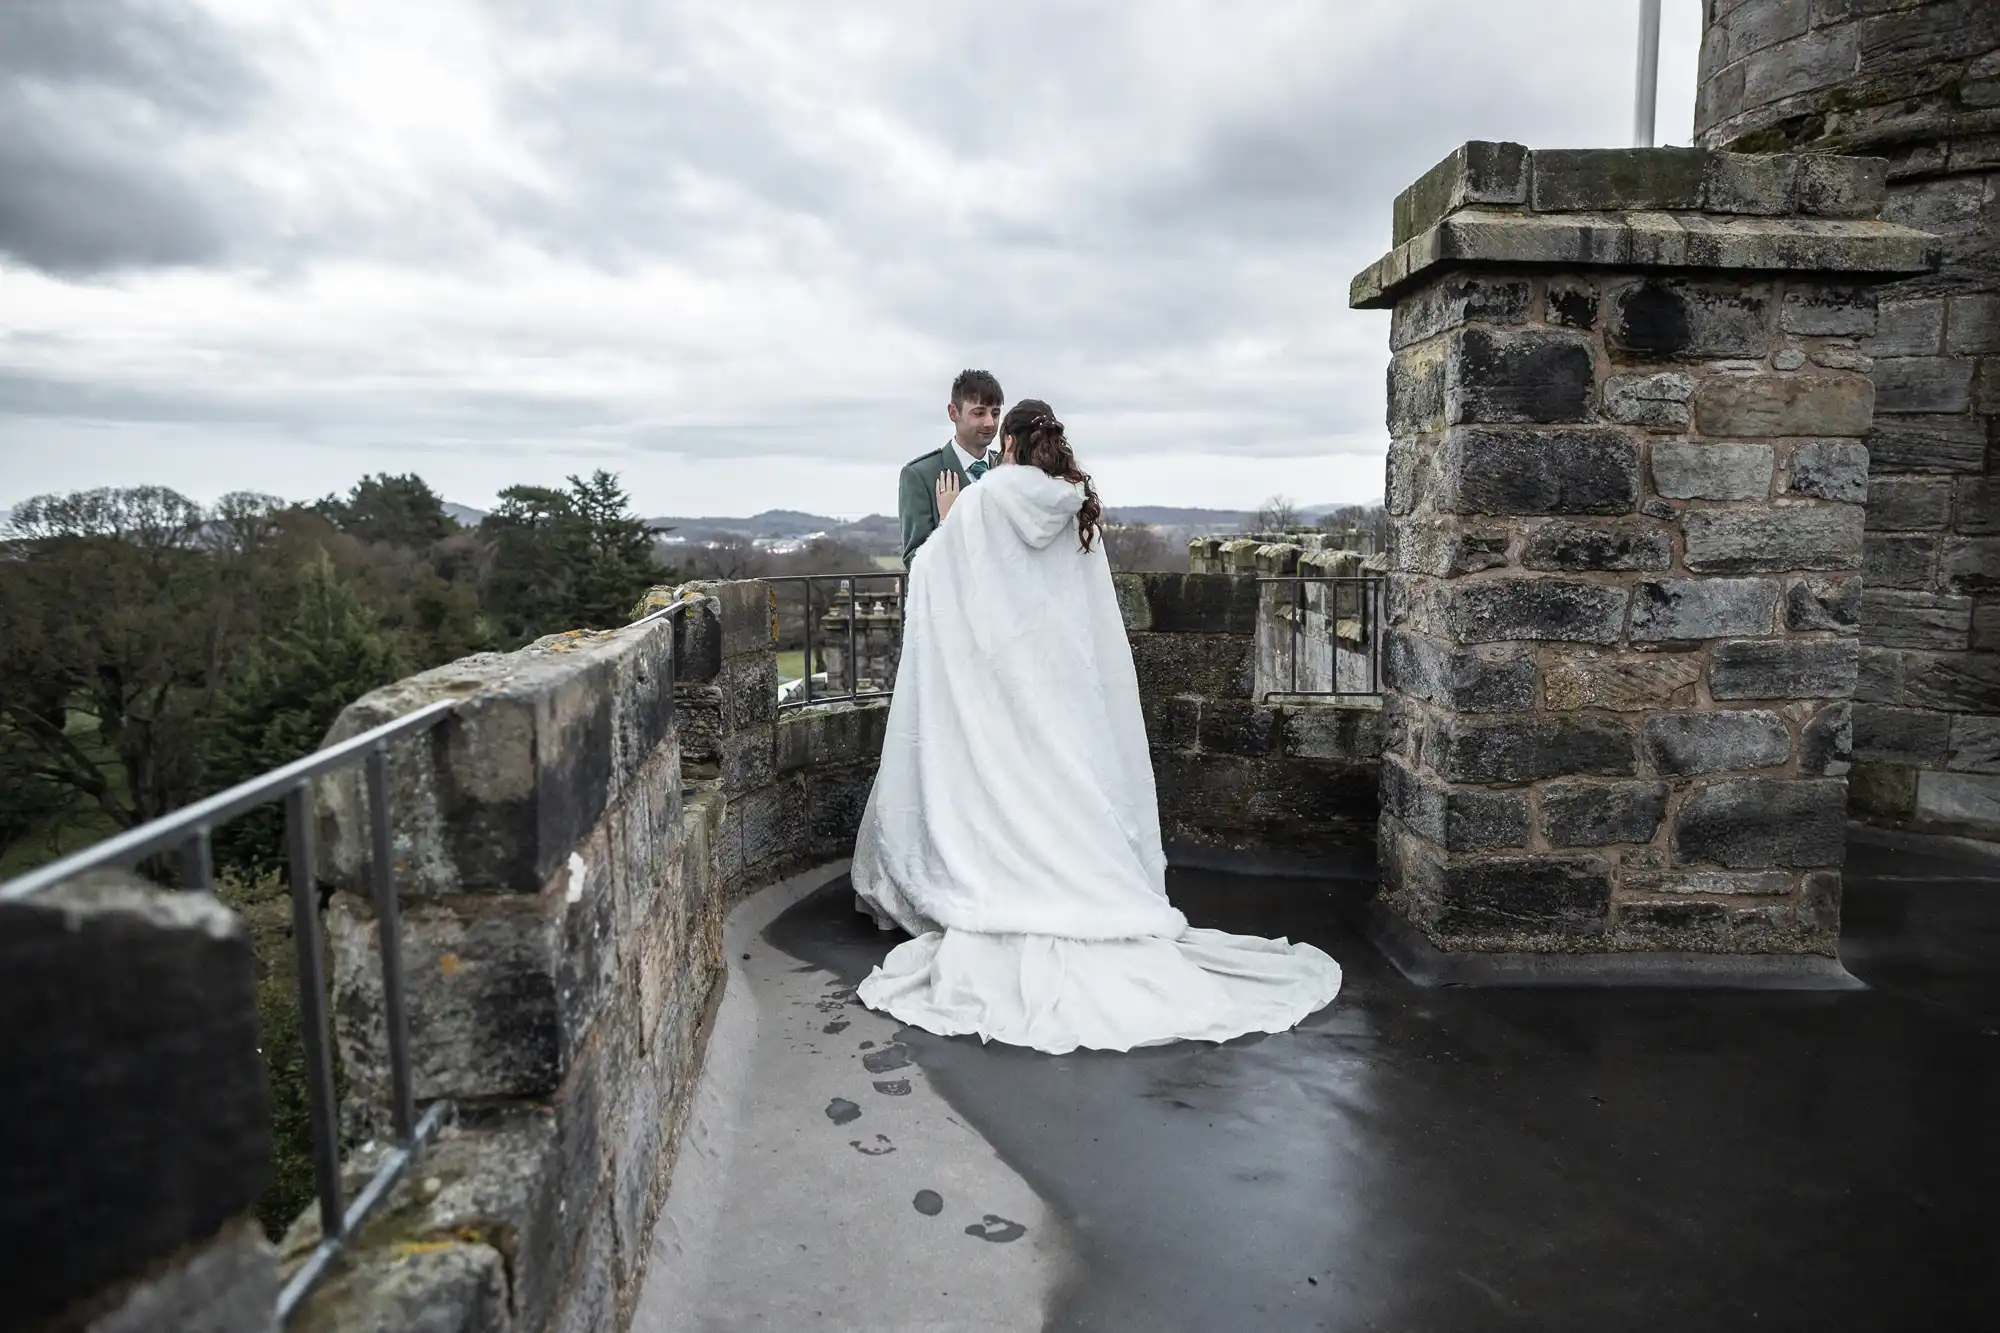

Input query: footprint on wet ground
[823,1020,850,1034]
[862,1044,911,1074]
[964,1214,1026,1243]
[873,1079,911,1096]
[913,1190,944,1216]
[850,1134,895,1156]
[825,1098,861,1126]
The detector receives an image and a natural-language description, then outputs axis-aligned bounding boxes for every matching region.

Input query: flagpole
[1634,0,1663,147]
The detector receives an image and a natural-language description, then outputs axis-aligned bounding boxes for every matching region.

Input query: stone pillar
[1352,141,1937,983]
[2,873,278,1331]
[1695,0,2000,838]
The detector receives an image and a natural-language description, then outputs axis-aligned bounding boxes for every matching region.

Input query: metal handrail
[0,601,691,1320]
[0,698,458,1320]
[768,571,906,711]
[1254,574,1385,701]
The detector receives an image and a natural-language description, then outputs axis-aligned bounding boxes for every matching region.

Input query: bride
[850,399,1341,1054]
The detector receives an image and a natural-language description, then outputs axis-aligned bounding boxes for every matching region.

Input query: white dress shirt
[950,439,994,475]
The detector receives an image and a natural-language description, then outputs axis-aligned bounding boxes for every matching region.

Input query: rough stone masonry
[1695,0,2000,839]
[1352,141,1938,966]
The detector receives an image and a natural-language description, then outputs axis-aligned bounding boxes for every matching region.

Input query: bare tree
[1103,523,1185,573]
[1255,494,1301,533]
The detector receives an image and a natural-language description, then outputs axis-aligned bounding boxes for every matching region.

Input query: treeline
[0,470,666,877]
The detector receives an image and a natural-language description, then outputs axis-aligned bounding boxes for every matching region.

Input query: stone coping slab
[1352,208,1939,309]
[1356,898,1865,990]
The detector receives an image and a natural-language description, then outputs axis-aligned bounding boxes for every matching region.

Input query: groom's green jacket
[898,442,987,569]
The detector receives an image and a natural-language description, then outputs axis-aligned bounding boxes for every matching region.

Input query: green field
[776,650,808,681]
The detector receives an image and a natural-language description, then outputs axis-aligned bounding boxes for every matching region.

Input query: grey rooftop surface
[650,833,1999,1331]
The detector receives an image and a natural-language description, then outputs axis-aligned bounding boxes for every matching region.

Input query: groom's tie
[966,452,996,482]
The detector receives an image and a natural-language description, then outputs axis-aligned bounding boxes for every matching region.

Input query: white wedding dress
[851,464,1342,1054]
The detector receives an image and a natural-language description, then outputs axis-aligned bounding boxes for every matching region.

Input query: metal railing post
[1634,0,1662,148]
[284,783,344,1243]
[364,744,417,1146]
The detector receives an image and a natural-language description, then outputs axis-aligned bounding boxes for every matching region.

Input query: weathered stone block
[1448,328,1597,425]
[1709,637,1861,699]
[1430,714,1636,784]
[1541,780,1668,846]
[1545,652,1702,711]
[808,763,879,859]
[1849,760,1917,818]
[320,619,678,900]
[1864,413,1987,473]
[1611,279,1769,359]
[1431,854,1614,937]
[1112,572,1261,634]
[1644,709,1793,775]
[1873,357,1975,413]
[1388,339,1448,435]
[1863,532,1938,589]
[1520,520,1672,571]
[1704,151,1798,215]
[1382,756,1529,849]
[1862,298,1945,357]
[1673,777,1847,867]
[1392,141,1531,247]
[1383,631,1538,711]
[1915,770,2000,831]
[83,1218,278,1333]
[1864,476,1955,530]
[1546,278,1598,329]
[1860,589,1973,650]
[1779,283,1878,336]
[1129,632,1254,699]
[1531,147,1706,212]
[1144,695,1201,750]
[1785,439,1869,502]
[1652,440,1775,500]
[1683,505,1864,572]
[1432,579,1630,646]
[1795,154,1887,218]
[1947,716,2000,773]
[1446,428,1640,515]
[1390,519,1511,575]
[1623,869,1794,897]
[1953,478,1999,535]
[1853,703,1953,764]
[1784,574,1861,632]
[1280,705,1382,761]
[1801,701,1853,775]
[1693,374,1874,436]
[1390,276,1533,350]
[1198,700,1280,757]
[1631,578,1780,641]
[3,876,270,1331]
[1605,373,1695,429]
[1942,537,2000,595]
[1946,293,2000,355]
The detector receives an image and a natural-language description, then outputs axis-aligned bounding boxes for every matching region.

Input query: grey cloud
[0,2,263,275]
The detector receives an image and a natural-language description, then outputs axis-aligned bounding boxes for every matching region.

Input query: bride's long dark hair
[1001,399,1103,552]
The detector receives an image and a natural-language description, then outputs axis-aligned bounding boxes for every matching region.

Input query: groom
[898,369,1004,568]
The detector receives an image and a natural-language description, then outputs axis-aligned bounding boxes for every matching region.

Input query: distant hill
[442,502,487,528]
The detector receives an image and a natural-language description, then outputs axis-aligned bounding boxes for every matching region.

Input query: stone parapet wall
[2,874,278,1332]
[1353,141,1936,961]
[299,582,887,1331]
[1696,0,2000,840]
[1115,572,1380,866]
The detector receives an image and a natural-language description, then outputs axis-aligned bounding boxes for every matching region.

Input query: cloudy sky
[0,1,1702,520]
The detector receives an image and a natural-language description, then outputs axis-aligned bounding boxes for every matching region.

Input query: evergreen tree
[313,473,456,550]
[478,471,660,647]
[204,551,406,876]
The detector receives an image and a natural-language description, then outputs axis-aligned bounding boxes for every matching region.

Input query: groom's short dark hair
[951,369,1003,408]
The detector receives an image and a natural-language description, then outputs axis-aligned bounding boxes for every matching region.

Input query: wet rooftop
[637,831,1999,1332]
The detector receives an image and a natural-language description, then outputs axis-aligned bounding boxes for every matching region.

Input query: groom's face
[949,397,1003,453]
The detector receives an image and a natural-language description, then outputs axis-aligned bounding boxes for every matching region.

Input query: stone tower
[1695,0,2000,838]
